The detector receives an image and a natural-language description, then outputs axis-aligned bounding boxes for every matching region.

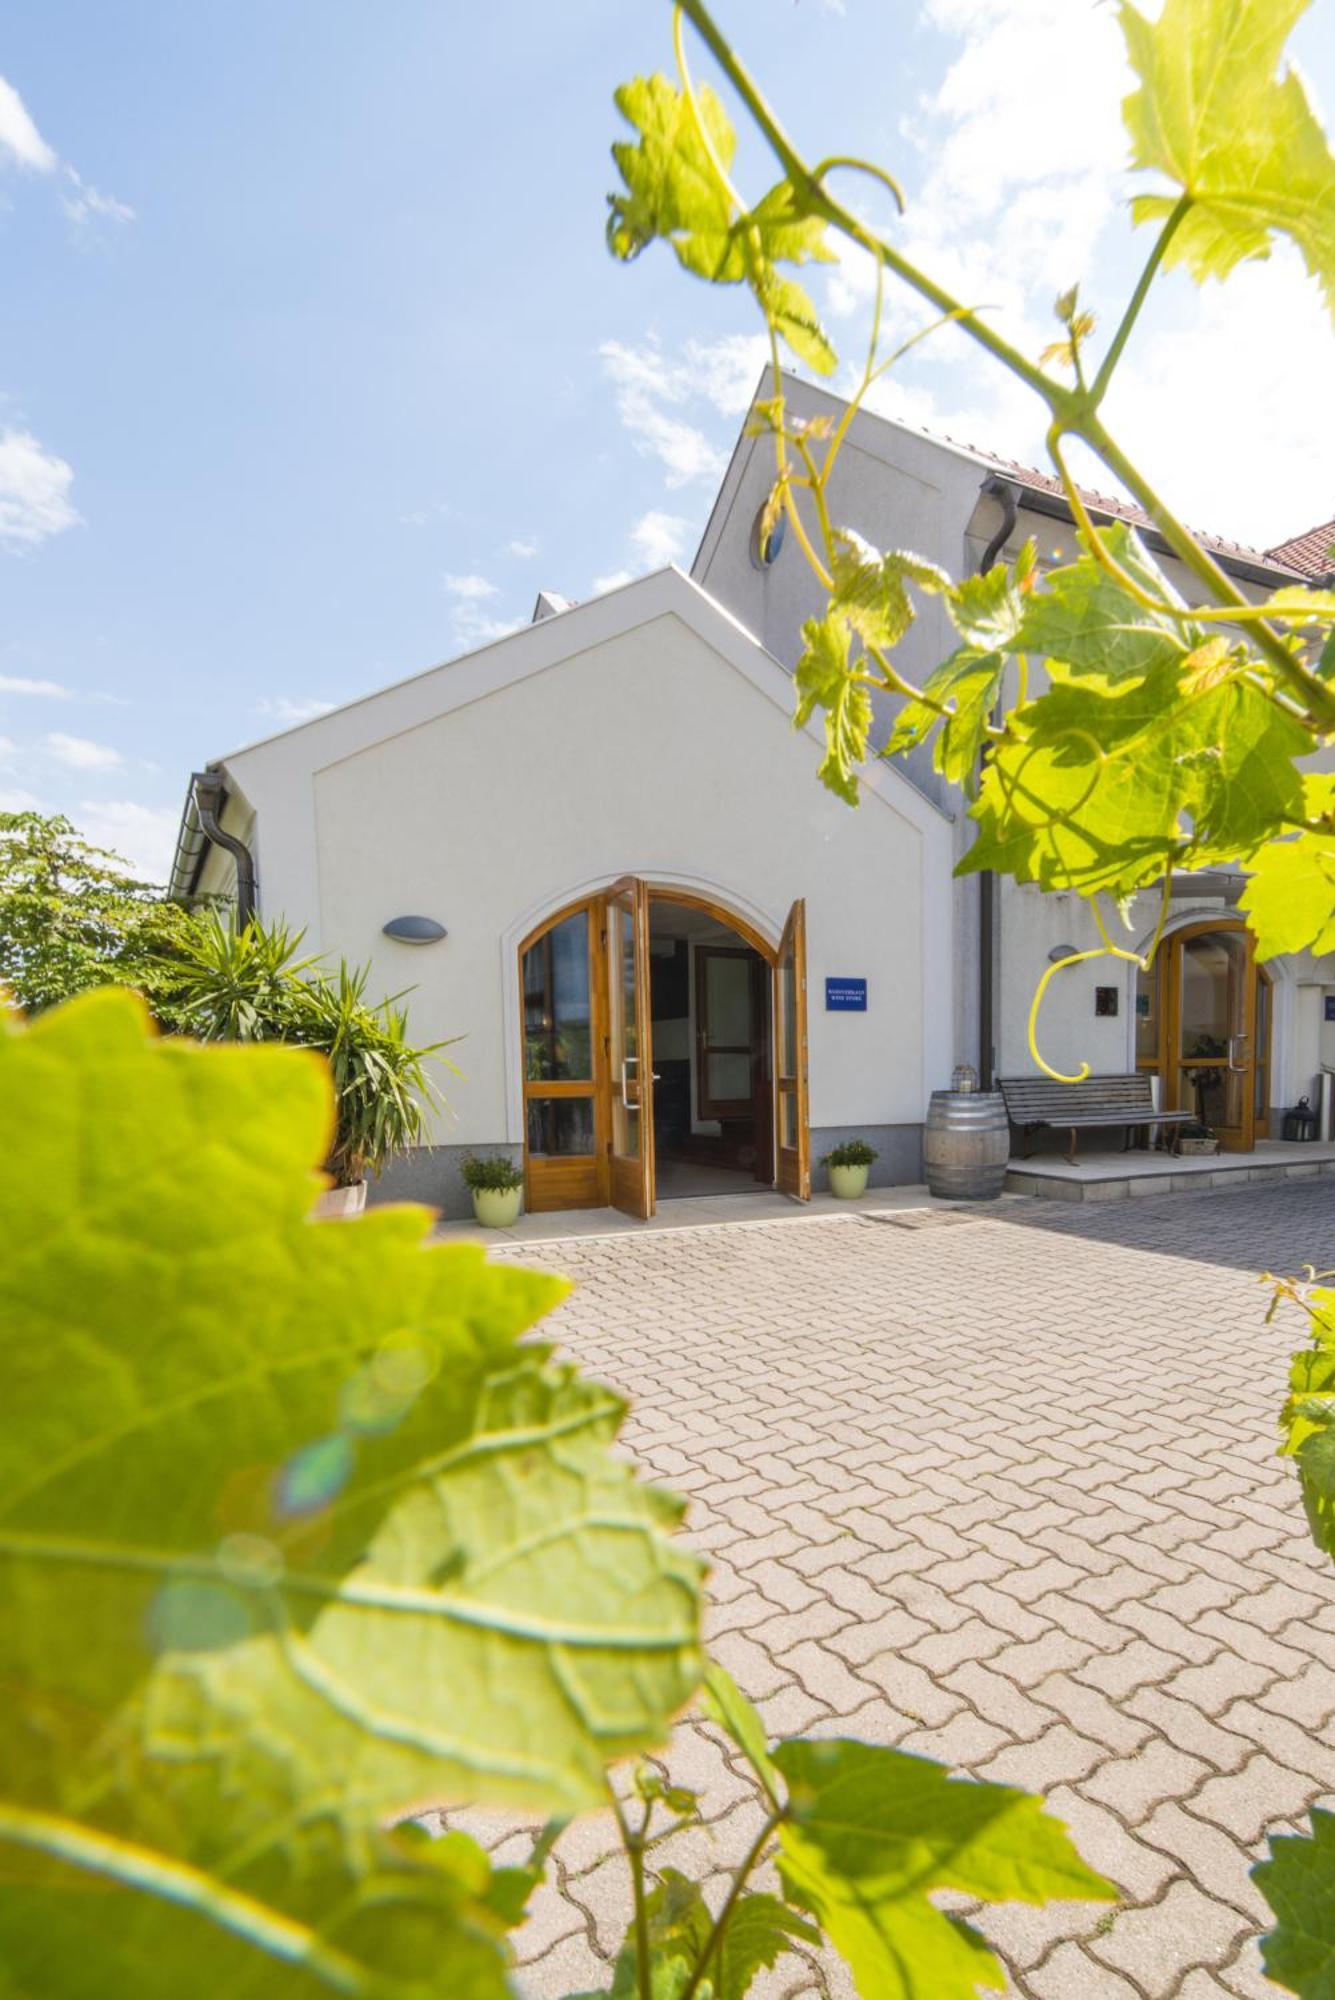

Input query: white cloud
[255,695,334,725]
[0,783,41,813]
[592,569,634,595]
[508,537,538,559]
[0,735,15,757]
[61,167,135,232]
[0,430,79,548]
[0,75,132,241]
[599,335,767,489]
[46,730,121,771]
[444,572,498,600]
[76,799,178,884]
[0,672,70,698]
[0,75,56,173]
[630,511,693,569]
[816,0,1334,550]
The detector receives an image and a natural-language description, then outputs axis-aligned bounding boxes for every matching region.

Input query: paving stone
[479,1183,1335,2000]
[1191,1753,1320,1845]
[1088,1878,1247,1995]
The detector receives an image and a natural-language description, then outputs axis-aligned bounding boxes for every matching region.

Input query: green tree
[0,810,195,1017]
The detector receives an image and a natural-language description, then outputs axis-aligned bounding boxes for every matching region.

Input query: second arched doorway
[1135,917,1274,1150]
[518,879,809,1217]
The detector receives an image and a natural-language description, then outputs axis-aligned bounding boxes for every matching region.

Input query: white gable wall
[211,576,953,1205]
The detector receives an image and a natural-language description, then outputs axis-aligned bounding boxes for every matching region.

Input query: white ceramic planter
[827,1162,870,1200]
[312,1182,368,1220]
[472,1185,522,1228]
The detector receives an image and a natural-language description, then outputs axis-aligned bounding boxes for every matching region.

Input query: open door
[774,898,810,1199]
[1165,921,1258,1151]
[605,876,656,1217]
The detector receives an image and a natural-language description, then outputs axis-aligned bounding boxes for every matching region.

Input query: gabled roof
[1265,518,1335,581]
[169,564,949,899]
[697,370,1314,588]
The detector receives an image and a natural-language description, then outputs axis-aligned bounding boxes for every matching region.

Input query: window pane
[609,901,640,1159]
[705,953,751,1044]
[523,911,592,1080]
[779,958,796,1078]
[1135,966,1157,1063]
[707,1052,752,1101]
[779,1087,797,1150]
[526,1095,595,1157]
[1179,932,1245,1059]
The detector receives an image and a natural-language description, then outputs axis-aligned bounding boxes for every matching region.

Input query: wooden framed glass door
[1165,921,1258,1151]
[520,902,605,1212]
[774,898,810,1199]
[605,876,655,1218]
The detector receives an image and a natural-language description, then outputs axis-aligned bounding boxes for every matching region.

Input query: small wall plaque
[1095,985,1119,1017]
[1325,994,1335,1023]
[825,978,867,1012]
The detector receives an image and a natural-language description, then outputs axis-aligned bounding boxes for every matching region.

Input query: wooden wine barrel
[923,1090,1010,1200]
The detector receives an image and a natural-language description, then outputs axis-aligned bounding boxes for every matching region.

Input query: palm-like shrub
[163,913,455,1184]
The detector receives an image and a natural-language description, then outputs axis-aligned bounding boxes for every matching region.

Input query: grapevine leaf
[1256,587,1335,625]
[718,1894,821,1996]
[610,1869,712,2000]
[1254,1807,1335,1996]
[608,76,737,278]
[0,1816,523,2000]
[961,659,1309,896]
[831,531,950,652]
[884,647,1004,795]
[0,990,704,1990]
[793,612,872,806]
[1013,525,1187,684]
[701,1664,782,1807]
[773,1739,1113,1999]
[948,542,1035,651]
[758,269,838,375]
[1240,776,1335,960]
[607,82,837,371]
[1119,0,1335,323]
[1279,1283,1335,1560]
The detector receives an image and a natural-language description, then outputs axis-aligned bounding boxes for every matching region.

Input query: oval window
[749,502,786,571]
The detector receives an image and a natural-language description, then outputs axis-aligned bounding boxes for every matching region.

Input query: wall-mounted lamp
[1047,942,1080,963]
[382,915,447,945]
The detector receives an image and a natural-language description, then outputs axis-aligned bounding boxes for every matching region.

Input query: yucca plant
[160,914,456,1184]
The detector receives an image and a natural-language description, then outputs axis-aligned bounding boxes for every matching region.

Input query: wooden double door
[1137,919,1273,1151]
[520,881,809,1217]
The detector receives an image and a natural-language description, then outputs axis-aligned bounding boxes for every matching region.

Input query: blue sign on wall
[825,977,867,1012]
[1326,994,1335,1023]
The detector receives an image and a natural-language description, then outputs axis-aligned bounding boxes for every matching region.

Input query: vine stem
[678,1811,783,2000]
[611,1790,654,2000]
[1089,196,1192,402]
[671,0,1335,737]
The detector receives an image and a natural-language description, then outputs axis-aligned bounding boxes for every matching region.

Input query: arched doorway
[1135,918,1273,1150]
[518,880,809,1216]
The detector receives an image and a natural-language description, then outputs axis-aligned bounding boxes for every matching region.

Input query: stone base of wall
[370,1126,925,1220]
[367,1143,523,1222]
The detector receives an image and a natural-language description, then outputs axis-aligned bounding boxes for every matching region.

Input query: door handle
[1227,1034,1249,1073]
[620,1056,638,1111]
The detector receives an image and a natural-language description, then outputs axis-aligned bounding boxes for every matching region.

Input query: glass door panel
[606,878,655,1218]
[696,947,755,1121]
[521,906,603,1211]
[1170,925,1256,1151]
[774,898,810,1198]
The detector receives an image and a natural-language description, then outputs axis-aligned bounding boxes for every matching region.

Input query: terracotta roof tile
[1264,518,1335,580]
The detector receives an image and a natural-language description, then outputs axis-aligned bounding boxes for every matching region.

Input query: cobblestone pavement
[447,1182,1335,1999]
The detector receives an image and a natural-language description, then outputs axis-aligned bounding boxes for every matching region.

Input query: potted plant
[462,1154,524,1228]
[1177,1121,1219,1157]
[822,1137,878,1199]
[160,914,456,1217]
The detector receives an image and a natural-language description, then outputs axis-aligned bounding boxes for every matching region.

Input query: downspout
[976,476,1020,1090]
[191,768,257,924]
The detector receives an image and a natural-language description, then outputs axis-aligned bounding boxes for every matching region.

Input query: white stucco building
[170,375,1335,1216]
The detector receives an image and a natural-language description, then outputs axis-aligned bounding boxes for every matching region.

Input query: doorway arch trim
[501,872,785,1144]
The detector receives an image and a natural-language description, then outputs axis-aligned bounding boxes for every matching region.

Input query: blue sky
[2,0,1332,879]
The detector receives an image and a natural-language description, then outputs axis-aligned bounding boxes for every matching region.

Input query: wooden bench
[998,1074,1195,1164]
